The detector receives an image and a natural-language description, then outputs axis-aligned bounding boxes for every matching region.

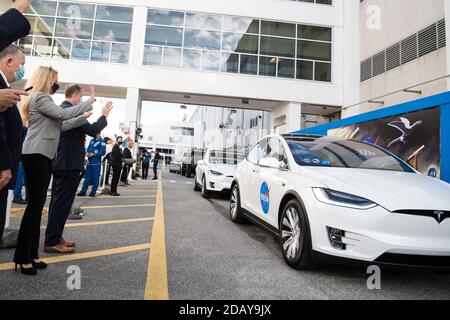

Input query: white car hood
[302,167,450,211]
[209,164,236,177]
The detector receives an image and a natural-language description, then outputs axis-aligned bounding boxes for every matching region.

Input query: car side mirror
[259,157,281,169]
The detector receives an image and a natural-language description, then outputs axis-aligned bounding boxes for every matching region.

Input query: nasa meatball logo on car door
[260,182,270,215]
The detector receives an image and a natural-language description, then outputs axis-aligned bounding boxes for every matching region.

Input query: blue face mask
[14,64,25,82]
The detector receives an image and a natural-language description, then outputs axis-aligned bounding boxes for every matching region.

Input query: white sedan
[194,150,245,198]
[231,134,450,270]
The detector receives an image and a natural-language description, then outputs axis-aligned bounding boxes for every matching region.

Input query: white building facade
[2,0,361,136]
[188,106,271,152]
[351,0,450,117]
[138,121,194,162]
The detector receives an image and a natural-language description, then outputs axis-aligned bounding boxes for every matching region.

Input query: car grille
[376,253,450,268]
[393,210,450,224]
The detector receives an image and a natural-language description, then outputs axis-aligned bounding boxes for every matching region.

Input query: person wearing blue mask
[78,133,106,197]
[0,44,27,244]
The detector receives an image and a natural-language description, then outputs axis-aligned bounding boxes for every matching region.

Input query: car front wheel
[194,173,201,191]
[201,176,211,198]
[230,184,245,224]
[280,199,313,270]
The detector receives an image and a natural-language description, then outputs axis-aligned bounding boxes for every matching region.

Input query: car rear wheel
[280,199,313,270]
[201,176,211,198]
[230,184,246,224]
[194,173,201,191]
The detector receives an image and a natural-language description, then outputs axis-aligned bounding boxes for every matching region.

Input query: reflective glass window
[184,29,221,50]
[298,25,332,41]
[110,43,130,63]
[222,33,258,54]
[221,53,239,73]
[278,58,295,78]
[145,26,183,47]
[202,51,221,71]
[96,5,133,22]
[185,12,221,30]
[260,37,295,58]
[147,10,184,26]
[261,21,295,38]
[163,47,182,68]
[223,17,259,34]
[297,40,331,61]
[143,45,162,66]
[94,22,132,43]
[240,55,258,75]
[182,49,202,69]
[57,2,95,19]
[91,41,111,62]
[55,18,93,39]
[71,40,91,60]
[259,56,277,77]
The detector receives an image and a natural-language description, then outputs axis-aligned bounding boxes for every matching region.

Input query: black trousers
[45,170,81,247]
[153,163,158,179]
[142,164,149,179]
[120,165,129,183]
[0,188,8,242]
[110,165,122,193]
[104,163,111,185]
[14,154,52,264]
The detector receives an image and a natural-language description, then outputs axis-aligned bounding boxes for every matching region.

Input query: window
[287,137,413,173]
[144,9,333,82]
[16,0,133,63]
[247,140,266,164]
[260,138,289,169]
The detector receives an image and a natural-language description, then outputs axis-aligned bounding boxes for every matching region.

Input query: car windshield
[286,136,414,173]
[210,151,245,165]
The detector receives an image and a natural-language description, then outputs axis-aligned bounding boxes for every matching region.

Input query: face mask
[50,82,60,95]
[14,64,25,82]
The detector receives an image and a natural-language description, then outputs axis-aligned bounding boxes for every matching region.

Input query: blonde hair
[21,66,58,125]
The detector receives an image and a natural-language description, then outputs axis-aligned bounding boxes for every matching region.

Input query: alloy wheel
[230,187,238,219]
[281,207,301,260]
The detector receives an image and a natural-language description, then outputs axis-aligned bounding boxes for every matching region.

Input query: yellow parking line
[76,195,156,199]
[144,181,169,300]
[39,217,154,229]
[0,243,151,271]
[78,204,155,209]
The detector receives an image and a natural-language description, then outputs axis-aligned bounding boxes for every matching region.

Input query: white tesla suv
[195,150,245,198]
[230,134,450,270]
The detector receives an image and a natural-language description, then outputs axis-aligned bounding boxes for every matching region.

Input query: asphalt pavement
[0,170,449,300]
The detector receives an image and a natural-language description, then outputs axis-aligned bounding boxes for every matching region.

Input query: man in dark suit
[0,0,31,52]
[43,85,113,254]
[120,140,133,185]
[0,0,31,209]
[109,137,124,196]
[0,44,26,241]
[152,151,161,180]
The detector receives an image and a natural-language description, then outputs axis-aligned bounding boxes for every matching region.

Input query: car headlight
[209,170,223,176]
[312,188,377,210]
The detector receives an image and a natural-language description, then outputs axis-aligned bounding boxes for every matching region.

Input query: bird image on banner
[387,117,423,148]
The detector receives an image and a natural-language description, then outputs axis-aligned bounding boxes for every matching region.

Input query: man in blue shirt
[78,134,106,197]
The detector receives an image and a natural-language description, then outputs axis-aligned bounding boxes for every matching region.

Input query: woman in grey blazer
[13,66,95,276]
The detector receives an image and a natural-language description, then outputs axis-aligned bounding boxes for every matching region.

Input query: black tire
[230,184,246,224]
[279,199,314,270]
[194,173,201,191]
[201,175,211,198]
